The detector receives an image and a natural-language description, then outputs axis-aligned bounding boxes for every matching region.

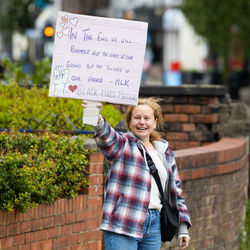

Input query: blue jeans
[104,209,161,250]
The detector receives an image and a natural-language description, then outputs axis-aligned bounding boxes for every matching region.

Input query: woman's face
[129,104,157,142]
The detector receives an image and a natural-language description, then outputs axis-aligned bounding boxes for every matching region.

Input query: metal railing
[0,113,94,135]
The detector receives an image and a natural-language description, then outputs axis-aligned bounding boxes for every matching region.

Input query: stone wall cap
[174,137,247,158]
[84,138,97,150]
[139,84,226,97]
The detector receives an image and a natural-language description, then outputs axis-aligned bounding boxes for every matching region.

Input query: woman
[83,98,191,250]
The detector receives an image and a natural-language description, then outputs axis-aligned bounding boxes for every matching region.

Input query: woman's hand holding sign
[82,100,102,125]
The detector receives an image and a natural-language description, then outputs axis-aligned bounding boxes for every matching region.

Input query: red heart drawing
[69,85,77,92]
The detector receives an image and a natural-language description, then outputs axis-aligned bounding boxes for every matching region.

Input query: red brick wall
[0,152,104,250]
[0,138,248,250]
[112,85,237,151]
[162,137,249,249]
[114,95,221,150]
[162,96,219,150]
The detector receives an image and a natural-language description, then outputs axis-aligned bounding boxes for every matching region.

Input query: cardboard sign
[49,11,148,105]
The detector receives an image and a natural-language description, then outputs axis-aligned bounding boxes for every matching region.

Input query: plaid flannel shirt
[94,118,191,239]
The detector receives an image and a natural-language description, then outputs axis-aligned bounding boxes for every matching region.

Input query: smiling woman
[125,98,164,145]
[127,104,157,150]
[82,97,192,250]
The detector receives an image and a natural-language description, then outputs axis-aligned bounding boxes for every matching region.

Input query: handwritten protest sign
[49,11,148,105]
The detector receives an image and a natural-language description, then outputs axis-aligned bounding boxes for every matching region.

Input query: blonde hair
[125,97,163,141]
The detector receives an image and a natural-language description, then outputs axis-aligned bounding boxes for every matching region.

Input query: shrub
[0,82,123,131]
[0,58,123,131]
[240,200,250,250]
[0,130,92,212]
[0,57,51,86]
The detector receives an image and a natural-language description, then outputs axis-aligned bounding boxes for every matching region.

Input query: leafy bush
[240,200,250,250]
[0,82,123,131]
[0,57,51,86]
[0,130,92,212]
[0,58,123,131]
[32,57,52,86]
[0,58,123,213]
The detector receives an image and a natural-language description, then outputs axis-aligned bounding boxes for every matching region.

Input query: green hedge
[0,58,123,213]
[0,82,123,131]
[0,57,123,131]
[0,131,92,212]
[240,200,250,250]
[0,57,51,86]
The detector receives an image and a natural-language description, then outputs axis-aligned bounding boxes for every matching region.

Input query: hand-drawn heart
[56,31,63,39]
[60,21,66,28]
[69,85,77,92]
[62,27,70,36]
[69,17,78,26]
[61,15,68,23]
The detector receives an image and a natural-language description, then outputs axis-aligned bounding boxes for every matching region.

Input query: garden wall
[115,85,249,151]
[162,137,249,250]
[0,152,104,250]
[0,137,247,249]
[0,84,249,249]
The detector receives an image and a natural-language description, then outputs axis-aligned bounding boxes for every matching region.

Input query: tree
[0,0,33,57]
[181,0,250,84]
[0,0,51,58]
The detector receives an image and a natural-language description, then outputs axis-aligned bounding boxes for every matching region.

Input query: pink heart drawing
[69,85,77,92]
[62,27,70,36]
[69,17,78,26]
[61,15,68,23]
[57,31,63,39]
[60,21,66,28]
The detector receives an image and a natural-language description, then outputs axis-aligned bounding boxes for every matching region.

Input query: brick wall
[115,85,227,150]
[161,96,219,150]
[0,152,104,250]
[162,137,249,250]
[0,138,248,249]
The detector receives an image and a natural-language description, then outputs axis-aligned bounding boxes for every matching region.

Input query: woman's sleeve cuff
[178,233,190,240]
[93,115,104,131]
[177,223,190,239]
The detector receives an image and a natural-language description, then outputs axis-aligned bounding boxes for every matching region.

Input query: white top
[147,149,190,239]
[148,150,168,211]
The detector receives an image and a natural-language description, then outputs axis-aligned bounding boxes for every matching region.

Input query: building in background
[9,0,207,84]
[108,0,208,85]
[11,0,109,61]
